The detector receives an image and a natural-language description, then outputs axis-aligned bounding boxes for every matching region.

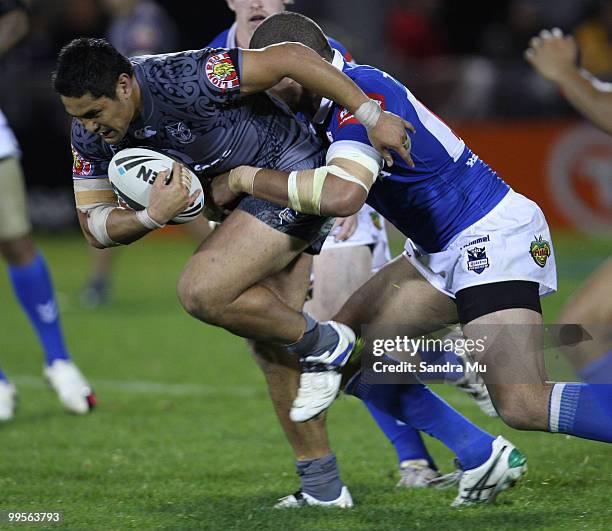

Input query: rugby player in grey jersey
[53,38,413,506]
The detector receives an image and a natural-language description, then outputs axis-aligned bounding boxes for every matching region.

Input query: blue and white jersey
[324,58,509,253]
[208,23,354,63]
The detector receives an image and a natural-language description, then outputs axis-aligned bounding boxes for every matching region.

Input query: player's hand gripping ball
[108,147,204,224]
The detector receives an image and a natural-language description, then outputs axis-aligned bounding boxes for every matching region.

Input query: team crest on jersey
[165,122,194,144]
[205,52,239,90]
[71,146,93,176]
[337,93,385,129]
[530,235,551,267]
[466,246,489,274]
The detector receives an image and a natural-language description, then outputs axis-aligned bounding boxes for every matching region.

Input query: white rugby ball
[108,147,204,224]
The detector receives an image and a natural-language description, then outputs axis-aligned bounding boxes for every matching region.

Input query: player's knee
[494,389,544,430]
[0,234,36,265]
[177,275,226,324]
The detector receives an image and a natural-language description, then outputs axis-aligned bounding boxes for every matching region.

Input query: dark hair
[249,12,334,62]
[52,38,133,99]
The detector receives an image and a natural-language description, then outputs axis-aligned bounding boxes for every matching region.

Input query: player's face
[61,75,137,145]
[227,0,288,33]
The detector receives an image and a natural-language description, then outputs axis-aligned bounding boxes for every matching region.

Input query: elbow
[323,182,367,217]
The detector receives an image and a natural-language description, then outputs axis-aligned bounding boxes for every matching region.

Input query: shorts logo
[337,93,385,129]
[205,52,240,90]
[370,211,383,230]
[71,146,93,176]
[530,235,551,267]
[466,246,489,274]
[279,208,297,225]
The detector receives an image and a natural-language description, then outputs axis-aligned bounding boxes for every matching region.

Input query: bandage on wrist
[354,99,382,129]
[136,208,165,229]
[228,166,261,195]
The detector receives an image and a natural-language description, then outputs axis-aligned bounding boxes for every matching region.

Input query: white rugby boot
[290,321,355,423]
[274,486,353,508]
[451,436,527,507]
[397,459,440,488]
[0,380,17,421]
[44,360,96,414]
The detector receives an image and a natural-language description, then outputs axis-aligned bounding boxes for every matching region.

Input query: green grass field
[1,231,610,530]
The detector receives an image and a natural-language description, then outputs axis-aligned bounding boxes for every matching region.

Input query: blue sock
[8,252,70,365]
[419,349,464,382]
[364,400,436,468]
[0,367,8,382]
[347,372,495,470]
[548,382,612,442]
[578,351,612,419]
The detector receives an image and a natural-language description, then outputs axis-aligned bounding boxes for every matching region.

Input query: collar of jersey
[312,48,345,124]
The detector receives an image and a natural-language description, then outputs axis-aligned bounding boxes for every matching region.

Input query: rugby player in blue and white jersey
[215,12,612,505]
[209,0,450,492]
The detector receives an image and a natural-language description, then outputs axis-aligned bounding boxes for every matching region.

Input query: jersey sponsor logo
[466,246,489,274]
[337,93,385,129]
[529,235,550,267]
[205,52,239,90]
[165,122,194,144]
[71,146,93,176]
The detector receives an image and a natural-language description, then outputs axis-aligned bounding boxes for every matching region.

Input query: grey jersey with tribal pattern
[71,47,324,181]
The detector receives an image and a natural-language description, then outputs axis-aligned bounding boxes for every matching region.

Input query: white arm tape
[326,140,383,180]
[86,204,120,247]
[354,99,382,129]
[136,209,165,230]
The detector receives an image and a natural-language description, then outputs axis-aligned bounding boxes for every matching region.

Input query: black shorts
[236,196,334,255]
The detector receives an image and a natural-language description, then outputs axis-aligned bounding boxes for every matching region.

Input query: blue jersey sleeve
[328,70,408,147]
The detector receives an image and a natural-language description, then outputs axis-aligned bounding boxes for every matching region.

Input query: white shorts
[0,110,20,159]
[403,189,557,298]
[322,204,391,272]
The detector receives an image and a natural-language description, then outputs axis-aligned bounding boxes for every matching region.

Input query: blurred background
[0,0,611,234]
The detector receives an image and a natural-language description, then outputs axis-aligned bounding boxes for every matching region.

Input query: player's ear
[226,0,236,13]
[116,73,133,101]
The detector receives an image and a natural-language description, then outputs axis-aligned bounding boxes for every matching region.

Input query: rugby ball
[108,147,204,224]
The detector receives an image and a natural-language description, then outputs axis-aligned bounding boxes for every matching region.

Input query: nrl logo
[530,235,551,267]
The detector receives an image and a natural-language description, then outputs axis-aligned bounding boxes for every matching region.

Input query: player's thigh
[335,254,458,334]
[306,245,373,320]
[0,156,31,245]
[179,208,310,306]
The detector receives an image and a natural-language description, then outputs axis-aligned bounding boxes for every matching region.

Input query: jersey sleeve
[70,121,112,181]
[198,47,243,104]
[328,75,402,147]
